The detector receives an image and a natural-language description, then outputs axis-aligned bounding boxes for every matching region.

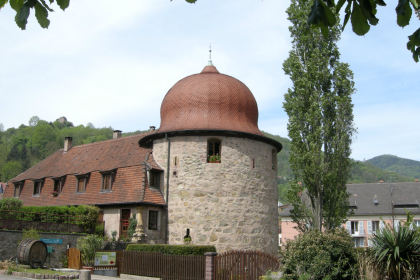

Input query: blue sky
[1,0,419,162]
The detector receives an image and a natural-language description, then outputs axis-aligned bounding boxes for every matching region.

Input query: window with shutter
[367,221,372,235]
[76,176,88,193]
[359,221,364,235]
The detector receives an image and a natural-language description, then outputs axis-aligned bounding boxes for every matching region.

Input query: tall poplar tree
[283,0,356,232]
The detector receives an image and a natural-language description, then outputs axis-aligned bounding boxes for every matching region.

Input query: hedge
[126,244,217,256]
[0,198,99,228]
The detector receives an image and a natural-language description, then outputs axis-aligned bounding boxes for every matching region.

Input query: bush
[126,244,216,256]
[16,204,100,228]
[77,234,103,267]
[281,228,357,280]
[21,228,40,242]
[127,213,137,237]
[370,214,420,279]
[95,223,104,237]
[0,197,23,211]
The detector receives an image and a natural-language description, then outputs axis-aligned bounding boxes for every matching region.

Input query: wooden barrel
[16,238,47,268]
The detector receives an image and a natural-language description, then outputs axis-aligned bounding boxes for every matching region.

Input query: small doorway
[120,209,131,238]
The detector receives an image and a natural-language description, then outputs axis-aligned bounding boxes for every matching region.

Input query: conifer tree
[283,0,356,232]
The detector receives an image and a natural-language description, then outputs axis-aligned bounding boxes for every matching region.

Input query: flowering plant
[50,191,59,196]
[208,154,221,162]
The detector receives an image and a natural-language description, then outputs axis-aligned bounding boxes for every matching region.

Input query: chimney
[64,137,72,152]
[149,126,156,132]
[113,130,122,139]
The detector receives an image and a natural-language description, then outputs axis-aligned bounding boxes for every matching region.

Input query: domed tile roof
[159,64,264,136]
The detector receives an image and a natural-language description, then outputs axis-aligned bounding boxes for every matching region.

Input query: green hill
[367,155,420,180]
[262,133,417,203]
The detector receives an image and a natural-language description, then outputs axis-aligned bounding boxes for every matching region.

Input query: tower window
[208,139,221,163]
[149,171,161,189]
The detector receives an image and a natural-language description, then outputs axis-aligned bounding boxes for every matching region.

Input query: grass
[0,261,71,276]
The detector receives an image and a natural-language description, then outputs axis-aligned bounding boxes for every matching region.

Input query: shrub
[0,197,23,211]
[126,244,216,256]
[127,213,137,237]
[21,227,40,242]
[281,228,357,280]
[370,214,420,279]
[77,234,103,267]
[95,223,104,237]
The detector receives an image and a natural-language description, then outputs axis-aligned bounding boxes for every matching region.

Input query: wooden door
[68,248,82,269]
[120,209,131,238]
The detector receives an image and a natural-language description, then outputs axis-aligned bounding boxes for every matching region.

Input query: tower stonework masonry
[140,64,282,255]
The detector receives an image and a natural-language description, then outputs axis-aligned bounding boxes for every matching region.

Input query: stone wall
[0,230,86,268]
[153,135,279,255]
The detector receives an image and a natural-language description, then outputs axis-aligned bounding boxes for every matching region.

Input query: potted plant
[208,154,221,163]
[111,230,117,242]
[77,234,103,273]
[50,191,59,197]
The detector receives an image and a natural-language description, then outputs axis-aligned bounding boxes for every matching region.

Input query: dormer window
[14,182,23,198]
[32,180,42,197]
[76,174,89,194]
[52,176,65,196]
[100,170,116,192]
[208,139,221,163]
[148,171,161,189]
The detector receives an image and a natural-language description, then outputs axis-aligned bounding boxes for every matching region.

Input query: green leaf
[396,0,412,27]
[407,28,420,62]
[39,0,53,12]
[342,11,351,30]
[185,0,196,3]
[336,0,346,12]
[10,0,24,12]
[0,0,8,9]
[374,0,387,6]
[56,0,69,10]
[15,4,30,29]
[325,0,335,8]
[308,0,337,37]
[34,1,49,28]
[359,0,379,25]
[409,0,418,8]
[351,1,370,35]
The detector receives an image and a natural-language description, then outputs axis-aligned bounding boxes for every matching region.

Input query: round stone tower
[140,63,282,255]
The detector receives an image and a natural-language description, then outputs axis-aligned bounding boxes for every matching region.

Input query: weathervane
[208,44,213,66]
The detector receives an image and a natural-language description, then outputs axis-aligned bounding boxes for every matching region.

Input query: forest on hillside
[0,116,146,182]
[368,154,420,179]
[1,117,416,204]
[262,131,417,204]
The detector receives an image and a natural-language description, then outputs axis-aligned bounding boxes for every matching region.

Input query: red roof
[159,64,263,136]
[5,133,165,206]
[11,133,161,181]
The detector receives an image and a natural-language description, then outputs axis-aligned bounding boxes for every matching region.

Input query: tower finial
[208,44,213,66]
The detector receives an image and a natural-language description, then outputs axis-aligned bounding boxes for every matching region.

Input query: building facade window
[33,180,42,197]
[347,221,364,235]
[354,237,364,247]
[367,220,384,234]
[148,210,159,230]
[207,139,221,163]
